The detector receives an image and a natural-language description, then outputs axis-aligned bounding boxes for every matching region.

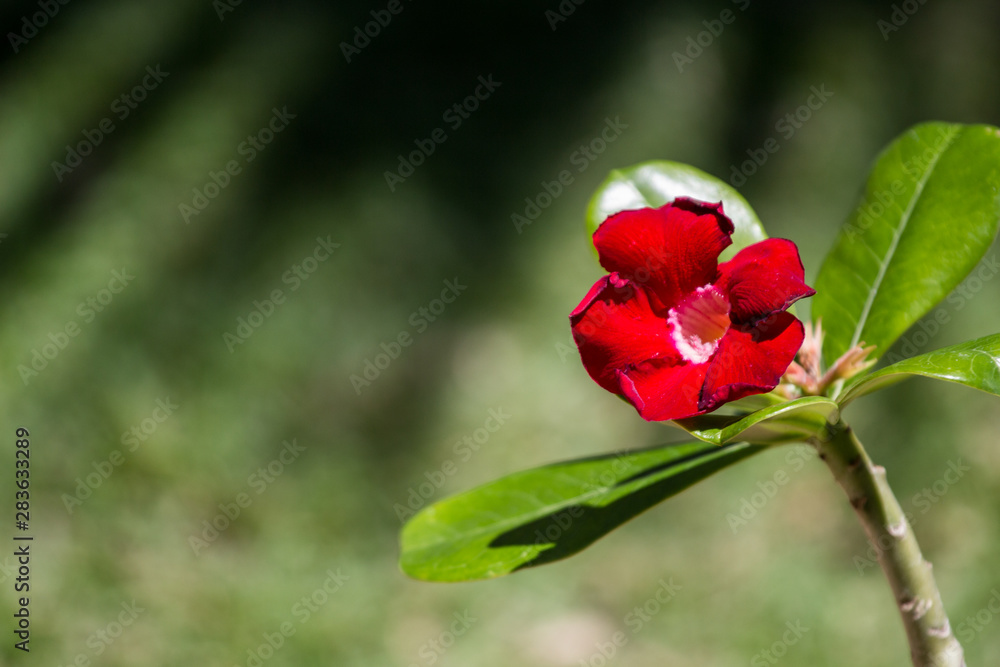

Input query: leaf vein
[848,126,961,350]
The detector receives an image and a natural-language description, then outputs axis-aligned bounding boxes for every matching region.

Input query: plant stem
[812,419,965,667]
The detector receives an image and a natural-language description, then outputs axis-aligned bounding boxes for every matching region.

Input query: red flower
[570,198,815,422]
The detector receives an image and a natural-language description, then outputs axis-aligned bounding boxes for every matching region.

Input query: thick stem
[813,419,965,667]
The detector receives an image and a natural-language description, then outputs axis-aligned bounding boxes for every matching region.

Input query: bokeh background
[2,0,1000,665]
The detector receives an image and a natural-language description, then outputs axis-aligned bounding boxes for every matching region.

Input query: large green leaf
[400,440,763,582]
[673,396,839,445]
[586,161,767,261]
[837,333,1000,407]
[813,122,1000,367]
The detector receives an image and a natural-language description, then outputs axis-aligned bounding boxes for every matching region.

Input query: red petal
[618,360,709,421]
[570,274,678,393]
[715,239,815,324]
[699,312,805,411]
[593,199,734,312]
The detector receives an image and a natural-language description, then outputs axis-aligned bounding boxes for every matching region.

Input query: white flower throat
[667,285,731,363]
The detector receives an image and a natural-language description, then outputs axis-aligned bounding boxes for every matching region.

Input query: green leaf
[837,333,1000,407]
[673,396,839,445]
[813,122,1000,367]
[400,440,763,582]
[586,160,767,261]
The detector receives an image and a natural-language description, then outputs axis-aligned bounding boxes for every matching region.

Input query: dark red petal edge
[570,274,679,395]
[618,360,710,422]
[698,312,805,411]
[714,238,816,324]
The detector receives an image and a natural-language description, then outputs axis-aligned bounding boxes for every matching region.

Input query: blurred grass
[1,0,1000,665]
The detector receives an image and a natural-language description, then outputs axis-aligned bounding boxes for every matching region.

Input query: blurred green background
[2,0,999,665]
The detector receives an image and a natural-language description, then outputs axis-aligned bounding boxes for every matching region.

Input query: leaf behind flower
[587,161,768,261]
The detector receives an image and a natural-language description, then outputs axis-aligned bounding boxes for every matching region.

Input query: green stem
[813,419,964,667]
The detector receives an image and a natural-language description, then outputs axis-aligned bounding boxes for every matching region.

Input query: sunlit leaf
[400,440,763,582]
[673,396,839,445]
[813,122,1000,367]
[837,333,1000,406]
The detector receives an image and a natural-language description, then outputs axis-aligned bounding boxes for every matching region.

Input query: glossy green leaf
[814,122,1000,367]
[837,333,1000,407]
[673,396,839,445]
[586,160,767,261]
[400,440,763,582]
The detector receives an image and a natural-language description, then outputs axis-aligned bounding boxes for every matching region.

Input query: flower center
[667,285,731,364]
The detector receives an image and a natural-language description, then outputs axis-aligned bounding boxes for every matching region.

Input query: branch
[813,420,964,667]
